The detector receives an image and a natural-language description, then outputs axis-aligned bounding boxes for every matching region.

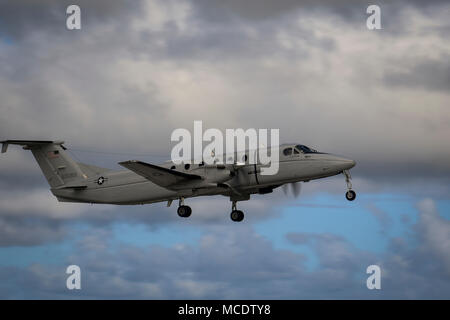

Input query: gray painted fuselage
[53,144,356,205]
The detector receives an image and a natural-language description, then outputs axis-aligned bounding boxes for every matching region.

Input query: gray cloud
[191,0,449,24]
[0,0,449,247]
[0,0,145,40]
[0,0,448,170]
[0,198,449,299]
[365,203,392,232]
[0,215,66,246]
[0,0,449,299]
[0,183,286,246]
[383,57,450,92]
[415,198,450,275]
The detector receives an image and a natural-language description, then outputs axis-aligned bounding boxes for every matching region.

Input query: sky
[0,0,449,299]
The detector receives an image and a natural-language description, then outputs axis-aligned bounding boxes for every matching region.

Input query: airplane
[0,140,356,222]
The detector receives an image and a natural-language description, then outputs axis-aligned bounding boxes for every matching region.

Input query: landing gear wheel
[346,190,356,201]
[230,210,244,222]
[177,205,192,218]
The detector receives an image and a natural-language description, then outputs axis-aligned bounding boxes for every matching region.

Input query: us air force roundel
[96,176,106,185]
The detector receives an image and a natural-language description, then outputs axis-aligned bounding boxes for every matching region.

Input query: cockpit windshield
[296,145,319,154]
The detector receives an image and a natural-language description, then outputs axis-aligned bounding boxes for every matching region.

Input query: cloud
[0,0,145,40]
[383,56,450,92]
[416,198,450,275]
[0,215,66,247]
[1,198,449,299]
[0,0,449,249]
[1,0,449,186]
[365,202,392,232]
[0,182,287,246]
[0,0,449,299]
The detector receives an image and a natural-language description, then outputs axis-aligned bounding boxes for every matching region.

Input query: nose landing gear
[230,200,244,222]
[346,190,356,201]
[343,170,356,201]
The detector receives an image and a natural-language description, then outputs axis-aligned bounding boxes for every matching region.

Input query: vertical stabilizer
[1,140,86,188]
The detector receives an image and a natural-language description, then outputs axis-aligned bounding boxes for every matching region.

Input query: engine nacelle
[204,167,233,184]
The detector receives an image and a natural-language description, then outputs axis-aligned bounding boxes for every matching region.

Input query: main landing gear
[176,197,192,218]
[172,197,245,222]
[230,200,244,222]
[343,170,356,201]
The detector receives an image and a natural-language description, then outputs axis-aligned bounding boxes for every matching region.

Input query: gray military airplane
[1,140,356,222]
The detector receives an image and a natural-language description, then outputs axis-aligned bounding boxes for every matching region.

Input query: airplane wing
[118,160,202,188]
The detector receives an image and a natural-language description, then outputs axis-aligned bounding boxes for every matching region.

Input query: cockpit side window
[296,145,318,154]
[283,148,292,156]
[293,148,300,154]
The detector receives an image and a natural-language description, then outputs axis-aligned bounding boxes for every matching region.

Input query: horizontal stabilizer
[1,140,64,153]
[119,160,202,188]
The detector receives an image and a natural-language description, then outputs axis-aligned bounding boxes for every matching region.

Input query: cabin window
[283,148,292,156]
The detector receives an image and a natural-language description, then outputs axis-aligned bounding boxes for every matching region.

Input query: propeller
[282,182,302,198]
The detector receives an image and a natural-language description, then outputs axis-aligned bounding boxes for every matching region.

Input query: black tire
[230,210,244,222]
[177,206,185,217]
[346,190,356,201]
[177,205,192,218]
[184,205,192,217]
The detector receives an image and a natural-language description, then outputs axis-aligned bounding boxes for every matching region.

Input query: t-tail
[1,140,89,189]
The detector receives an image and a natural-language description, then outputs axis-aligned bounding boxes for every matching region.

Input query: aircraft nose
[339,158,356,170]
[327,155,356,171]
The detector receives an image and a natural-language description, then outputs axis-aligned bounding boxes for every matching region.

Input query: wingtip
[118,160,138,165]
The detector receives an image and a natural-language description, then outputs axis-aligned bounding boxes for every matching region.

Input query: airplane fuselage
[1,140,357,222]
[52,148,355,205]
